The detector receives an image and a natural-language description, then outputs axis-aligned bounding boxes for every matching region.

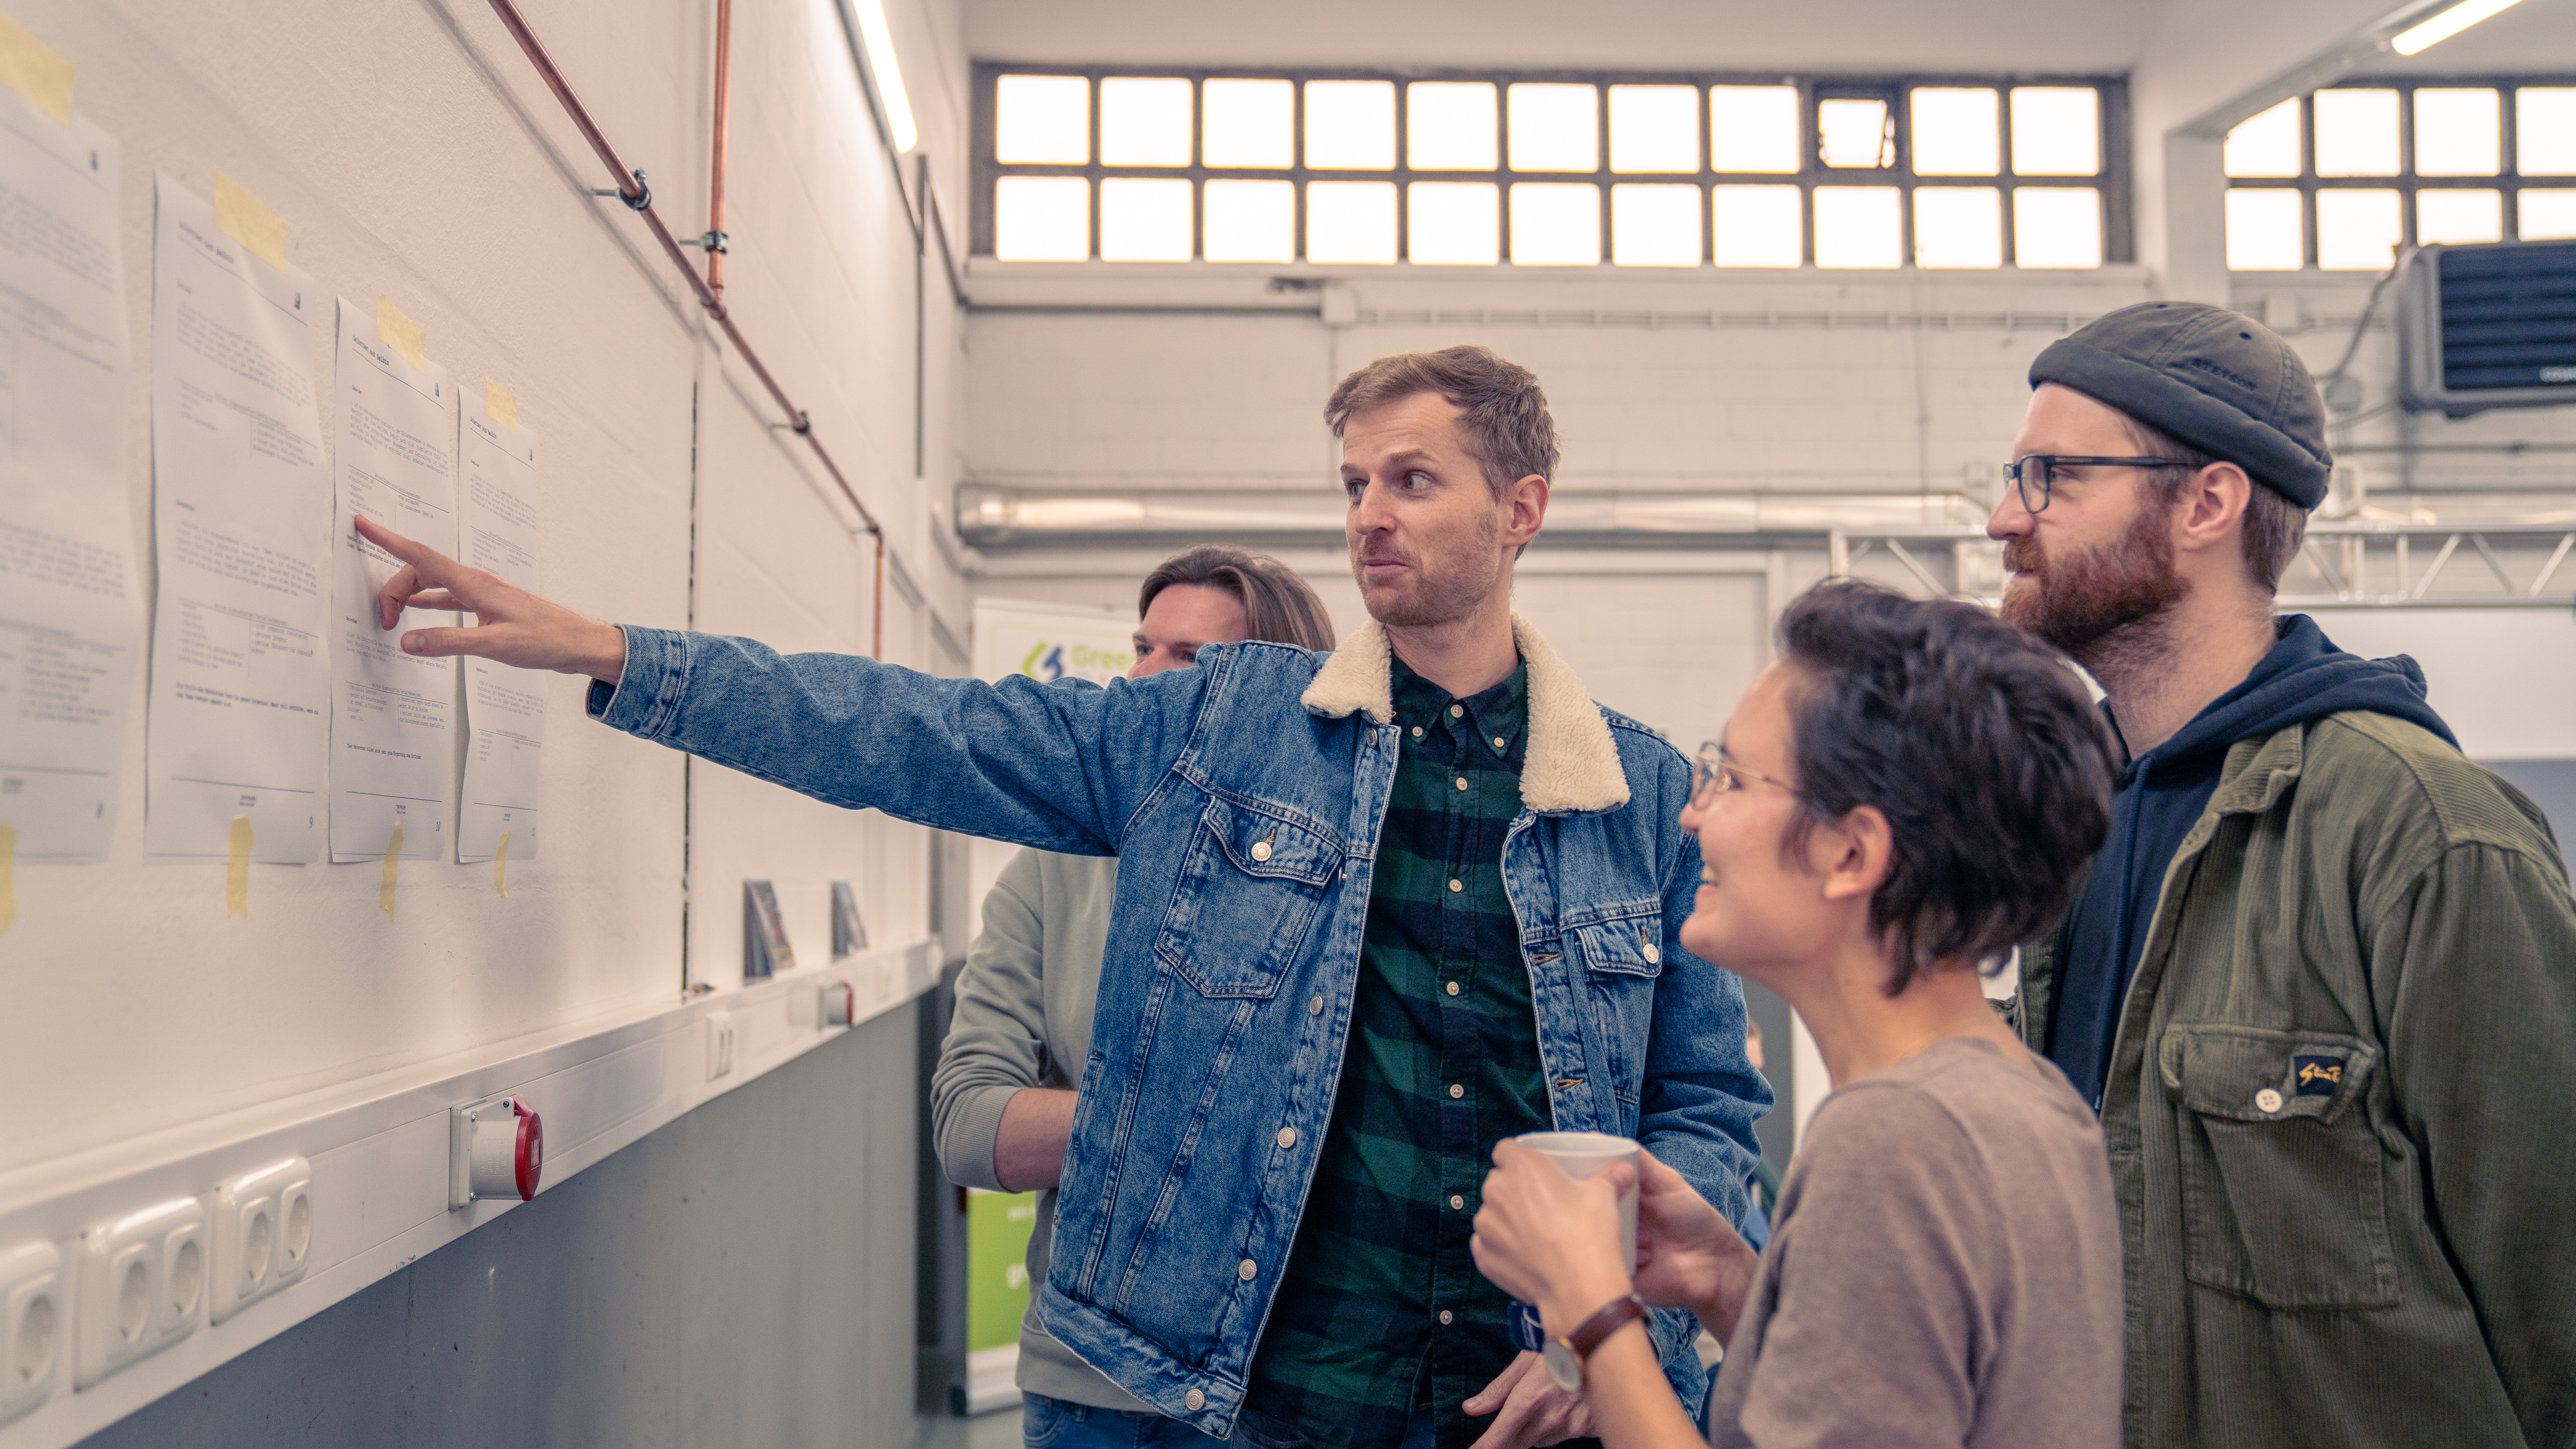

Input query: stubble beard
[2000,501,2189,681]
[1352,510,1505,629]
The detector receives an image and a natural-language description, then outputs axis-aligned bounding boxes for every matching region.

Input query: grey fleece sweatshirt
[929,847,1151,1413]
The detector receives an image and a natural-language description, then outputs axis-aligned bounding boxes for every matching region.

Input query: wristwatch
[1540,1293,1649,1392]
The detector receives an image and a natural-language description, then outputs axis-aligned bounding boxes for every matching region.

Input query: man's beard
[2000,502,2187,669]
[1352,510,1504,629]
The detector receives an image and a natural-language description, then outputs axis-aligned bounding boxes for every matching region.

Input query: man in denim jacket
[356,344,1769,1449]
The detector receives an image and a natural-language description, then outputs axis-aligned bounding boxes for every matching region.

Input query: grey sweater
[929,848,1151,1413]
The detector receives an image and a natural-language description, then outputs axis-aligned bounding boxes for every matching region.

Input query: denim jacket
[592,613,1770,1439]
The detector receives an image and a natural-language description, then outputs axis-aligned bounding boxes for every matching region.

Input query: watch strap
[1563,1293,1649,1360]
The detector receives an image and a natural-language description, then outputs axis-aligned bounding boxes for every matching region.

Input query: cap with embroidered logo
[2029,300,2332,509]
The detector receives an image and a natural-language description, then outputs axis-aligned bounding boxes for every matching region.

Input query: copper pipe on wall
[707,0,731,302]
[483,0,890,659]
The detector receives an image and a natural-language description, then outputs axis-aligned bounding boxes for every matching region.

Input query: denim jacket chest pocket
[2158,1022,2395,1310]
[1567,908,1666,1106]
[1154,797,1343,1000]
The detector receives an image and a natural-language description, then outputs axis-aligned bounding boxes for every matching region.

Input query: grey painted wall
[79,1005,930,1449]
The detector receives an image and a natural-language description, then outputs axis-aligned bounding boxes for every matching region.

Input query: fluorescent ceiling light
[849,0,917,153]
[2391,0,2528,56]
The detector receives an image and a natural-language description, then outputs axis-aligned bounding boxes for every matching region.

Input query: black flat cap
[2029,301,2332,508]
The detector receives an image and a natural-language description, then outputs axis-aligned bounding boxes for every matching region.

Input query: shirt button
[1277,1126,1297,1148]
[1446,981,1460,997]
[1310,994,1324,1015]
[1448,1083,1465,1099]
[1239,1258,1258,1280]
[1185,1389,1206,1411]
[1251,840,1272,862]
[1448,878,1463,892]
[1455,776,1470,791]
[1493,736,1507,750]
[2255,1087,2284,1114]
[1449,1194,1465,1210]
[1439,1310,1455,1325]
[1412,725,1425,739]
[1449,704,1463,718]
[1642,943,1660,964]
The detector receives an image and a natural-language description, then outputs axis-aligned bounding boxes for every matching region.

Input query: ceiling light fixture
[848,0,918,153]
[2390,0,2529,56]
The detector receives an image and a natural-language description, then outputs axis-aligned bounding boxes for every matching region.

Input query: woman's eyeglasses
[1692,742,1796,806]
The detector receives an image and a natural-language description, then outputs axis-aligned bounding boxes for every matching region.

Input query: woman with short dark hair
[1470,579,2124,1449]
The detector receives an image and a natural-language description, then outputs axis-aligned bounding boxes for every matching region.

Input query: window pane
[1814,185,1901,267]
[1817,98,1893,170]
[995,74,1089,165]
[1709,86,1800,173]
[2011,88,2100,176]
[1408,82,1498,171]
[2521,189,2576,240]
[2014,187,2103,268]
[2225,97,2302,178]
[1203,179,1294,261]
[994,175,1089,260]
[1409,181,1500,264]
[1713,184,1802,266]
[1510,182,1600,264]
[1509,84,1598,173]
[2313,89,2399,177]
[1204,78,1293,168]
[1099,78,1191,167]
[2226,189,2303,269]
[1306,180,1397,262]
[2519,89,2576,175]
[2412,88,2498,176]
[1610,85,1698,173]
[1305,81,1395,170]
[1610,183,1701,265]
[1099,177,1192,260]
[2316,187,2401,270]
[1914,187,2001,267]
[1910,88,1999,176]
[2417,188,2502,244]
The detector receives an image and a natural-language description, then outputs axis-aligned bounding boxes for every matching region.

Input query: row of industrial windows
[974,69,2576,273]
[2222,83,2576,269]
[969,69,2126,269]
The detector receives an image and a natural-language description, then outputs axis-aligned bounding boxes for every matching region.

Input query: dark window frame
[971,64,2133,268]
[2223,76,2576,269]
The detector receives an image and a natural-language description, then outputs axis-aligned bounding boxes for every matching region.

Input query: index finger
[353,514,458,580]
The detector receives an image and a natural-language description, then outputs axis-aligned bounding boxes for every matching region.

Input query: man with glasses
[1988,301,2576,1449]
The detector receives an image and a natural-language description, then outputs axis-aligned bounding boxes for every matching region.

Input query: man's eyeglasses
[2002,455,2191,515]
[1692,742,1796,806]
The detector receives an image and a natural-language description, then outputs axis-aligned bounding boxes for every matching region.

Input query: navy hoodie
[2046,615,2458,1107]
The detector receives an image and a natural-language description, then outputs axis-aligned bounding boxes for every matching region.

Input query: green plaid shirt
[1242,656,1554,1449]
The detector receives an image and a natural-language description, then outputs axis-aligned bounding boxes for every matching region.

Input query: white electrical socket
[210,1157,313,1323]
[0,1241,62,1426]
[76,1196,205,1388]
[705,1010,737,1081]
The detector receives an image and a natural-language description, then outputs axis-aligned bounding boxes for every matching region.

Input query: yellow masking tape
[0,12,73,124]
[375,294,427,374]
[485,377,518,433]
[493,831,511,897]
[0,822,16,938]
[226,815,253,916]
[379,821,404,921]
[213,171,288,274]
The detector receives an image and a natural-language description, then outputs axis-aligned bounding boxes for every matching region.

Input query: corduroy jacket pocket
[2159,1022,2397,1310]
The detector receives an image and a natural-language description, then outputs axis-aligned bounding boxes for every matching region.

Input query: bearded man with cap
[1988,300,2576,1449]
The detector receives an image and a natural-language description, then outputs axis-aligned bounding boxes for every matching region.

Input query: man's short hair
[2110,409,2310,596]
[1324,345,1559,499]
[1777,580,2118,995]
[1139,545,1337,652]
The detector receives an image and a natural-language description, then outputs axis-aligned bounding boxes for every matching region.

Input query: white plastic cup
[1516,1130,1640,1270]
